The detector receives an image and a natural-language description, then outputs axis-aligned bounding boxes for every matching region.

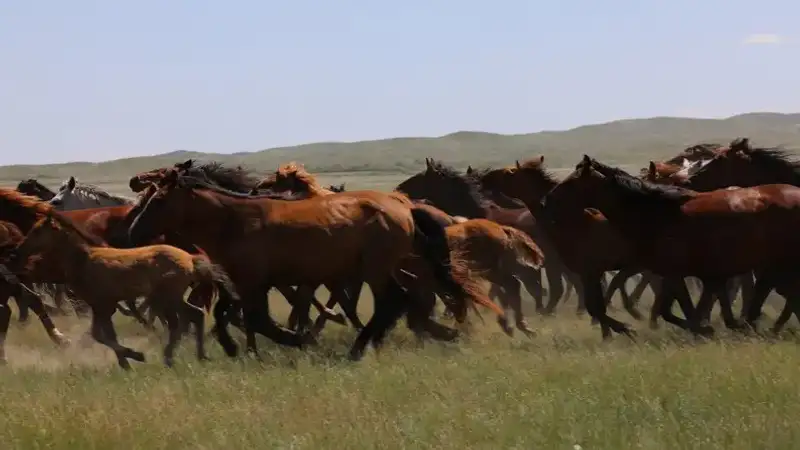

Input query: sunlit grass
[2,287,799,450]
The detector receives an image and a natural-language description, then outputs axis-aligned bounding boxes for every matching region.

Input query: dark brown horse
[128,169,505,361]
[541,155,800,339]
[672,138,800,332]
[0,190,72,363]
[474,156,703,338]
[395,158,554,313]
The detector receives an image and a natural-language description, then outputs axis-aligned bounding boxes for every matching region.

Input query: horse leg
[0,285,12,364]
[245,286,305,356]
[496,273,534,338]
[368,279,414,354]
[743,271,780,331]
[94,309,146,369]
[541,263,565,315]
[160,302,183,368]
[580,273,634,340]
[738,272,756,320]
[604,268,644,320]
[628,273,652,307]
[18,285,68,347]
[516,266,545,312]
[655,278,692,331]
[349,280,398,361]
[706,278,745,330]
[14,291,31,323]
[211,289,238,358]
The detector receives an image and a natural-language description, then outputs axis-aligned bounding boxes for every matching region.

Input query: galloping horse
[254,162,546,337]
[540,155,800,339]
[395,159,552,313]
[5,213,239,369]
[0,189,71,363]
[128,168,505,361]
[475,156,702,338]
[50,176,134,211]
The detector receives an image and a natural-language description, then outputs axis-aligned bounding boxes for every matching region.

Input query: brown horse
[474,157,703,338]
[541,155,800,339]
[132,162,347,329]
[672,138,800,332]
[254,163,545,337]
[395,159,553,313]
[128,169,505,361]
[6,212,239,369]
[0,189,71,363]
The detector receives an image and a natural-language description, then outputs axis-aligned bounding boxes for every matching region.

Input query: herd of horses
[1,136,799,370]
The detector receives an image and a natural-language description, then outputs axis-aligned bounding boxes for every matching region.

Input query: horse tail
[499,225,545,270]
[191,256,240,312]
[410,207,505,320]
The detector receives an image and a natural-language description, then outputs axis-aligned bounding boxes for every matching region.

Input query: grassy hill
[2,112,800,189]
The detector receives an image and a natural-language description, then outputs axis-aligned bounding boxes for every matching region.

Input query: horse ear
[515,160,521,169]
[175,159,194,170]
[648,161,657,177]
[580,155,592,177]
[67,176,76,190]
[539,155,544,164]
[466,165,473,174]
[425,158,434,172]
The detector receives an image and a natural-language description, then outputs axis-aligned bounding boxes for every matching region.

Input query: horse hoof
[348,350,365,362]
[129,351,146,363]
[164,358,175,368]
[519,326,536,339]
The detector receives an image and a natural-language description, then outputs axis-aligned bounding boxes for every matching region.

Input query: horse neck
[178,190,270,257]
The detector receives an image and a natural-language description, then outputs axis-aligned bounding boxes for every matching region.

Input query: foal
[7,213,239,369]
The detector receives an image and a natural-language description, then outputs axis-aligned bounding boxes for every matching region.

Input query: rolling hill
[2,112,799,186]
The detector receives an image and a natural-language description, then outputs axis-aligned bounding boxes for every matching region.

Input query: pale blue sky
[1,0,796,165]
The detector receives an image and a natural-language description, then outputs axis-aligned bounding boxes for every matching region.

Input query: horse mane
[514,158,560,186]
[41,212,108,247]
[62,181,134,204]
[181,161,261,193]
[664,143,723,165]
[588,158,694,205]
[424,159,488,204]
[0,188,55,219]
[737,145,797,170]
[177,175,308,201]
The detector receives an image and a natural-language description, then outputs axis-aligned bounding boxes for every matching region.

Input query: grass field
[1,171,799,450]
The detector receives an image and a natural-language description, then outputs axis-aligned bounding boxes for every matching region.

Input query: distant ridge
[3,112,800,182]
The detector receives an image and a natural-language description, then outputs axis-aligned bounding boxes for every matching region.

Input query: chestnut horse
[670,138,800,332]
[395,159,554,313]
[128,169,505,361]
[6,213,239,369]
[541,155,800,339]
[130,161,347,328]
[253,162,545,337]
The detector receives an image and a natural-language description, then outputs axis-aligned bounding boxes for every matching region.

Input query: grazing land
[2,113,800,449]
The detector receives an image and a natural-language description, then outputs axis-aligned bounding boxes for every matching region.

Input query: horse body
[7,213,238,369]
[128,170,503,361]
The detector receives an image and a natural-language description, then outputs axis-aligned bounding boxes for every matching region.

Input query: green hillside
[3,112,799,186]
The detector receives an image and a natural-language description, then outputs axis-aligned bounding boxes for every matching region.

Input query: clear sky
[1,0,797,165]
